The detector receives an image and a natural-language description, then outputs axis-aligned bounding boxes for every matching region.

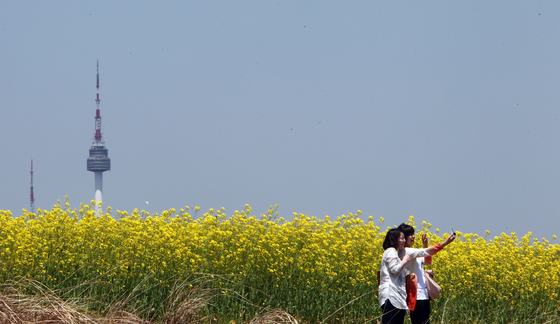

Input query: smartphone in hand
[451,227,456,235]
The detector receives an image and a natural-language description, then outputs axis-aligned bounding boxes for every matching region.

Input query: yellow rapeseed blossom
[0,205,557,323]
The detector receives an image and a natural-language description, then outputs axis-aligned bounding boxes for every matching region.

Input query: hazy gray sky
[1,1,559,240]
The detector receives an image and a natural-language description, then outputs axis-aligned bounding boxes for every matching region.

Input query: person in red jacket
[398,223,455,324]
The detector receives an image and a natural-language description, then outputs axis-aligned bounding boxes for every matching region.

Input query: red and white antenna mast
[30,159,35,213]
[94,60,103,144]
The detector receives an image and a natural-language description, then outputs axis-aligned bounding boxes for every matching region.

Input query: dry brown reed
[0,278,300,324]
[249,308,299,324]
[101,310,151,324]
[0,279,96,324]
[161,278,217,324]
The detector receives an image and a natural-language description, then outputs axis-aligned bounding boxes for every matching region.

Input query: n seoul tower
[86,61,110,208]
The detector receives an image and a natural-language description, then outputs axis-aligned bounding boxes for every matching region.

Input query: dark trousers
[410,299,431,324]
[381,300,406,324]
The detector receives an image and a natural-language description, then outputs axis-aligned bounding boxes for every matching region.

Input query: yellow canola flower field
[0,202,558,323]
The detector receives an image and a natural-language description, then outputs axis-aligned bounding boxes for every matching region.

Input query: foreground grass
[0,277,300,324]
[0,277,557,324]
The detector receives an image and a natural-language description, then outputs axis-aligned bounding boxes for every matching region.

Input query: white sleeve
[385,248,404,274]
[405,247,430,259]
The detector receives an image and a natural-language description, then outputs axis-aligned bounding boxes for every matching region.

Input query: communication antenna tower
[86,60,111,212]
[30,159,35,213]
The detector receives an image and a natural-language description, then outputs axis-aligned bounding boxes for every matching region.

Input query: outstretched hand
[442,233,456,248]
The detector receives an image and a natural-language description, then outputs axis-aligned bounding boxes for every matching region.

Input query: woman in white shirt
[398,224,455,324]
[378,228,410,324]
[378,228,455,324]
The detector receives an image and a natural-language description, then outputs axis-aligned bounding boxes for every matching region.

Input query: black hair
[398,223,415,239]
[383,228,402,250]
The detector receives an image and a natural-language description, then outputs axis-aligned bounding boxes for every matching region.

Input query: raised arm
[425,232,456,255]
[406,233,456,258]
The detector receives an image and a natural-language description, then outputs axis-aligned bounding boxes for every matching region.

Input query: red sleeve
[425,243,443,256]
[424,255,432,265]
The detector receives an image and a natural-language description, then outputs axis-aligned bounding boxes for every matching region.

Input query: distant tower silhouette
[86,61,110,209]
[30,159,35,213]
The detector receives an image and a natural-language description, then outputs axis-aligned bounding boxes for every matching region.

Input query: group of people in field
[378,223,456,324]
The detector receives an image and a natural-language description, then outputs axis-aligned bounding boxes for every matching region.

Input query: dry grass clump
[0,279,96,324]
[0,278,152,324]
[249,308,299,324]
[100,310,151,324]
[0,278,300,324]
[161,278,217,324]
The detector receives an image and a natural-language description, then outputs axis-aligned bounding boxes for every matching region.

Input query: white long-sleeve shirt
[378,247,434,309]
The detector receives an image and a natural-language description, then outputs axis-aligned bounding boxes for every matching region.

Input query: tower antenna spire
[87,60,111,213]
[30,159,35,213]
[94,60,102,143]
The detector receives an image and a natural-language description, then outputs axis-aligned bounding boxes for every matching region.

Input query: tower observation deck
[87,61,110,205]
[87,146,110,172]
